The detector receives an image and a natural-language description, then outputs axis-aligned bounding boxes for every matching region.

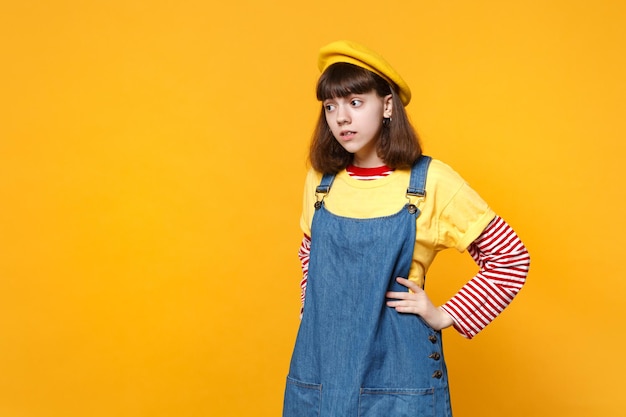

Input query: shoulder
[427,158,464,179]
[302,167,326,197]
[423,157,493,223]
[304,167,324,185]
[424,158,469,195]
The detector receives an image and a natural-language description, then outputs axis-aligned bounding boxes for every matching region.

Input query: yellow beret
[318,40,412,106]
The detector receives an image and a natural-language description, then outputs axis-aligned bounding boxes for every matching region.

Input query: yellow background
[1,1,625,416]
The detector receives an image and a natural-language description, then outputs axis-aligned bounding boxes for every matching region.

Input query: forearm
[441,216,530,339]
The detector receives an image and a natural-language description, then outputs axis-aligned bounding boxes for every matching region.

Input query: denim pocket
[283,377,322,417]
[358,387,435,417]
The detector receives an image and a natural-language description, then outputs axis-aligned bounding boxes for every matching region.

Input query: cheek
[325,115,339,134]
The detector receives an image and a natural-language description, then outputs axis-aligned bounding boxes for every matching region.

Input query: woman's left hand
[386,277,455,331]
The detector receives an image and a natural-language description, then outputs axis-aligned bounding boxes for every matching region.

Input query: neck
[352,154,385,168]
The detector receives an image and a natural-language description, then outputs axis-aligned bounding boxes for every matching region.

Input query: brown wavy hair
[309,63,422,174]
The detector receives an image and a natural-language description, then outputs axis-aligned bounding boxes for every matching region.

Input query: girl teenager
[283,40,530,417]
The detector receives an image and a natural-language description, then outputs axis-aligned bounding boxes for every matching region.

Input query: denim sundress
[284,156,452,417]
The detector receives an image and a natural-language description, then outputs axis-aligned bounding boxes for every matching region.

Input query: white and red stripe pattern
[441,216,530,338]
[298,235,310,316]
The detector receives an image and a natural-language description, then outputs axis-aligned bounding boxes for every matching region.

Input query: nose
[336,104,350,125]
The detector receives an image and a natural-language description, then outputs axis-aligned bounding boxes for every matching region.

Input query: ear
[383,94,393,118]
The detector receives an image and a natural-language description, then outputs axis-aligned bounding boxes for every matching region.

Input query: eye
[350,99,363,107]
[324,103,336,112]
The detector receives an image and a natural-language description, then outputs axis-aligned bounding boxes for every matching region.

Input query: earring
[382,117,392,127]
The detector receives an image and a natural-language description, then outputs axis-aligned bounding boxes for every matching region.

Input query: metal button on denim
[428,334,438,343]
[429,352,441,361]
[432,370,443,379]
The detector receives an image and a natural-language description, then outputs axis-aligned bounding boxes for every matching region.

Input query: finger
[387,302,419,315]
[395,277,421,292]
[386,300,410,309]
[386,291,410,300]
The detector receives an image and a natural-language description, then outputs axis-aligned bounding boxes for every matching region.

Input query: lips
[340,130,356,139]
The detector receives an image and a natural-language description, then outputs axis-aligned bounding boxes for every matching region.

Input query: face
[323,91,392,168]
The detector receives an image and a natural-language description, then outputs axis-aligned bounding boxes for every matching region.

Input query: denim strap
[314,173,335,209]
[406,155,432,198]
[315,173,335,195]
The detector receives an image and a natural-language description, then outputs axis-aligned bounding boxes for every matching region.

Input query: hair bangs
[316,63,382,101]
